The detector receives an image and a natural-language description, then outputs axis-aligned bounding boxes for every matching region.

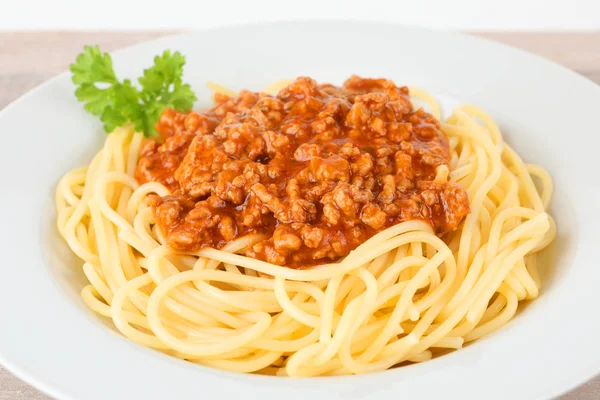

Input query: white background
[1,0,600,30]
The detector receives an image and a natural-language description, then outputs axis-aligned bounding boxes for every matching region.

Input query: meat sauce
[135,76,470,268]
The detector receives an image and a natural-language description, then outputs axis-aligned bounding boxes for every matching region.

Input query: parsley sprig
[70,45,197,136]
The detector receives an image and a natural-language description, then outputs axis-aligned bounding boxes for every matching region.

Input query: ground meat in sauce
[135,76,470,268]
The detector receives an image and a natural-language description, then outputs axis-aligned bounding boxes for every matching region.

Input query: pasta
[55,85,555,377]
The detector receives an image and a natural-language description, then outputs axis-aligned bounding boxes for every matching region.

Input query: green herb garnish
[70,45,197,136]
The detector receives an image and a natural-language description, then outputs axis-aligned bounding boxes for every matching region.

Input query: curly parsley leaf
[71,45,117,87]
[70,46,197,137]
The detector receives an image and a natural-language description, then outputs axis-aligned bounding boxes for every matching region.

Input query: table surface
[0,31,598,400]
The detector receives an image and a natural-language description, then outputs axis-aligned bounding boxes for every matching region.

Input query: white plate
[0,21,599,400]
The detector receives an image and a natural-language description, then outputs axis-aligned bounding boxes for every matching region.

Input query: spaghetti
[55,83,555,377]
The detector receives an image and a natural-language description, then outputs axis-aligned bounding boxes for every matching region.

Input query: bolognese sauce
[135,76,469,267]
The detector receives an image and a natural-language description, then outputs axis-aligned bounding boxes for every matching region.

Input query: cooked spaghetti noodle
[55,82,555,377]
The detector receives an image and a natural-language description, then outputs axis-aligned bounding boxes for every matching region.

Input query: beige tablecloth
[0,31,598,400]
